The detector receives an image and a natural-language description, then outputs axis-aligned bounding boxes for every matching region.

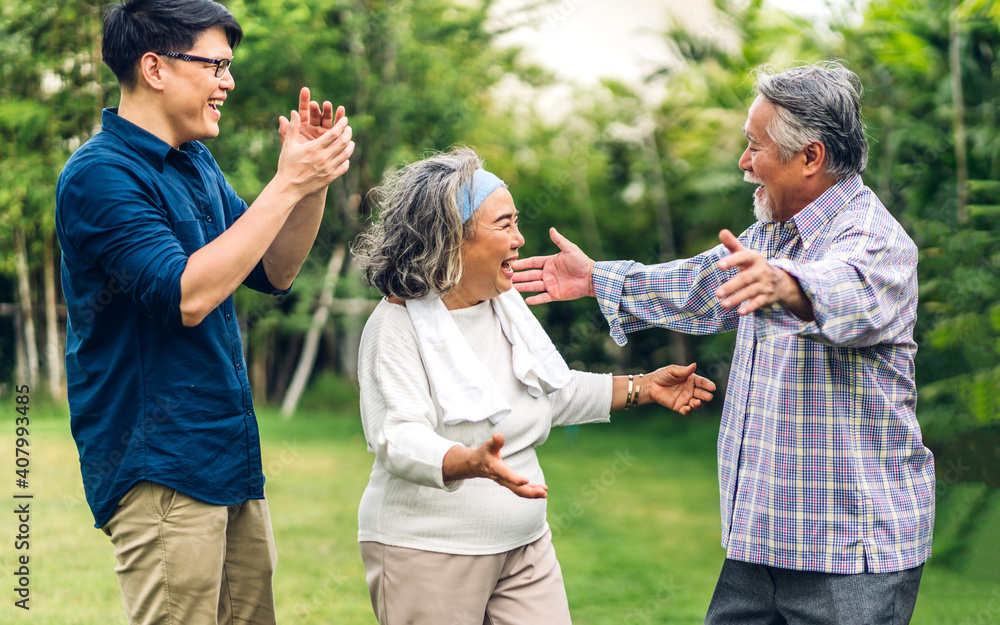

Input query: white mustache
[743,172,763,185]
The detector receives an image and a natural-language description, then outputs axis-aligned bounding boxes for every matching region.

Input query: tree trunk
[280,246,347,418]
[43,235,63,400]
[14,228,39,389]
[92,5,103,127]
[273,337,300,400]
[14,309,28,390]
[950,0,969,222]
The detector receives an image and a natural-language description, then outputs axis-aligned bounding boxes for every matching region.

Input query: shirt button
[236,363,242,370]
[205,215,213,222]
[246,409,252,416]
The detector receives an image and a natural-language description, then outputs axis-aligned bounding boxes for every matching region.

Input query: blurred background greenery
[1,0,998,621]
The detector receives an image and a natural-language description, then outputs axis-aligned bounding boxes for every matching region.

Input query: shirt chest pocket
[171,219,208,255]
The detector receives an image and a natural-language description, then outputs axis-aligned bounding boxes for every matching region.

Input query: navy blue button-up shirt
[56,108,287,527]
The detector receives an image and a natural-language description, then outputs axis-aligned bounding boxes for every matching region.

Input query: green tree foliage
[839,0,1000,467]
[0,0,114,388]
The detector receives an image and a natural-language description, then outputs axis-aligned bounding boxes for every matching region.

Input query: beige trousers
[101,481,278,625]
[360,530,572,625]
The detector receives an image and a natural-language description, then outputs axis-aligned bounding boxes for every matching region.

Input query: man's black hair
[102,0,243,90]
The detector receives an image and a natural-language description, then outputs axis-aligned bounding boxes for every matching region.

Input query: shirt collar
[789,173,864,249]
[99,108,205,171]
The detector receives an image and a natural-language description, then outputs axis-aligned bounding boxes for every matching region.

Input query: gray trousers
[705,558,923,625]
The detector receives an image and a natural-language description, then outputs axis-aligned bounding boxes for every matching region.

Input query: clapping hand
[279,87,345,144]
[274,88,355,197]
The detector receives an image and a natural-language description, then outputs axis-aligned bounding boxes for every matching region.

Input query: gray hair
[352,148,483,299]
[754,61,869,178]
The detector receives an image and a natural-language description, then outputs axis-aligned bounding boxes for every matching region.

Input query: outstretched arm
[512,227,596,304]
[516,226,745,347]
[442,434,549,499]
[611,363,717,415]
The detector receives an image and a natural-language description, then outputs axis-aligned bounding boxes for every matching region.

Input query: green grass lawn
[2,388,998,624]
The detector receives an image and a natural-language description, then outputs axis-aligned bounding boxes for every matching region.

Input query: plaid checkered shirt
[593,174,935,574]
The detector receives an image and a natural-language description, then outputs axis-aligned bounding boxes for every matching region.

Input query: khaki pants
[360,530,572,625]
[102,481,278,625]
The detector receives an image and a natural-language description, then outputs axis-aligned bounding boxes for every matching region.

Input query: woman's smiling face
[443,187,524,310]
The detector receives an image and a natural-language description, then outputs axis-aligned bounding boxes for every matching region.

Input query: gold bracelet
[625,374,634,410]
[632,373,644,408]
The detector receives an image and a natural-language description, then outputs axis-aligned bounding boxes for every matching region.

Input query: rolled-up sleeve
[59,162,189,328]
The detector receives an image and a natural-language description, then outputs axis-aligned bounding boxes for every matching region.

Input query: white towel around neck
[405,289,572,425]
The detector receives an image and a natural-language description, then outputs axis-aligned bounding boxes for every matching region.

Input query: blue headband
[457,169,506,222]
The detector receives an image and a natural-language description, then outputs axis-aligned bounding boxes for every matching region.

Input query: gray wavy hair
[754,61,869,178]
[352,148,483,299]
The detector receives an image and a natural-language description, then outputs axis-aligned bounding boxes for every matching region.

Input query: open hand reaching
[643,363,717,415]
[442,434,549,499]
[512,228,596,305]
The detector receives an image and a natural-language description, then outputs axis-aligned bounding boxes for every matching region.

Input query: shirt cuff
[593,260,635,347]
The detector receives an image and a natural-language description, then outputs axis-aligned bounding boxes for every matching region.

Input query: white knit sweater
[357,298,613,555]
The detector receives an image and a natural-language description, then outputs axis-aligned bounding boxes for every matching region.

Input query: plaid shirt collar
[788,174,864,250]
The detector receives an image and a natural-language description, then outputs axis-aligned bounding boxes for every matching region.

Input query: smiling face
[738,96,808,223]
[442,187,524,310]
[158,27,234,147]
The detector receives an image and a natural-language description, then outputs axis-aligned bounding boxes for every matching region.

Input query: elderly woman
[351,148,716,625]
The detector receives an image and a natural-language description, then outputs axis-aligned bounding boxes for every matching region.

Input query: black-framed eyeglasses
[156,51,233,77]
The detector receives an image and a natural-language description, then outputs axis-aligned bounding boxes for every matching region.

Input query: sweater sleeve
[549,371,613,428]
[360,306,465,492]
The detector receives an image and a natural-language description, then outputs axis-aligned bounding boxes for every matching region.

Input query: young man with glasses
[55,1,354,622]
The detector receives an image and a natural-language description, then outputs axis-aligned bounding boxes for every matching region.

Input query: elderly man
[513,62,934,624]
